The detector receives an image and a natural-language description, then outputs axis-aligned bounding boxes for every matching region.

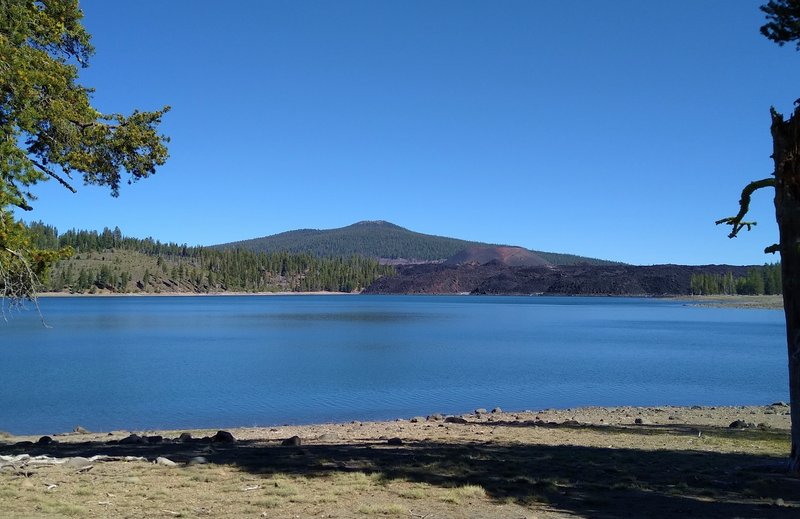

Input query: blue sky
[20,0,800,265]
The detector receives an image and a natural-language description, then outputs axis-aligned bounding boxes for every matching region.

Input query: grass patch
[41,500,87,516]
[332,471,382,488]
[358,503,405,515]
[395,487,427,499]
[452,484,486,499]
[250,497,280,508]
[442,483,488,503]
[262,480,299,497]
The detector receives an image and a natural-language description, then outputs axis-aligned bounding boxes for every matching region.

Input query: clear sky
[19,0,800,265]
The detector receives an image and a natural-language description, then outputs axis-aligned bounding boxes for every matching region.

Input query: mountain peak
[351,220,402,228]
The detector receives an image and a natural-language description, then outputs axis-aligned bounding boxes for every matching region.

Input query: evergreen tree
[0,0,169,308]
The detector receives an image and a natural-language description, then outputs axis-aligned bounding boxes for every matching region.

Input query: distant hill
[25,222,393,295]
[215,220,617,266]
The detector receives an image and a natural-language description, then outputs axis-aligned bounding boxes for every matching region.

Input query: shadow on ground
[2,423,799,518]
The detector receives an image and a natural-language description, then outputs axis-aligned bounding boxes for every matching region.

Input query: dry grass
[1,406,797,518]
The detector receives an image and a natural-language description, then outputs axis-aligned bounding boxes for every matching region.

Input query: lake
[0,295,787,435]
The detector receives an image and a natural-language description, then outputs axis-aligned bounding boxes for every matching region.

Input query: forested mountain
[26,223,393,294]
[215,220,617,266]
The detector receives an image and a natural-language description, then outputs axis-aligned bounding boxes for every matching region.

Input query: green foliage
[761,0,800,48]
[0,0,169,306]
[689,264,782,296]
[25,223,394,294]
[220,220,617,266]
[0,210,71,312]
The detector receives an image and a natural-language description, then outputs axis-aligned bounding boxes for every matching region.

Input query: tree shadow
[2,427,798,518]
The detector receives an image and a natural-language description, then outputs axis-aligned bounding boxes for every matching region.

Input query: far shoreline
[36,290,359,298]
[36,291,786,309]
[672,294,784,310]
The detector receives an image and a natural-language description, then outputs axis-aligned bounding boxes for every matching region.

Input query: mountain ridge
[215,220,618,266]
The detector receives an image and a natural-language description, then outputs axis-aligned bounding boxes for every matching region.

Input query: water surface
[0,295,786,434]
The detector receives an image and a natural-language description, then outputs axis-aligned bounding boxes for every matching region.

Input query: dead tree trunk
[770,106,800,473]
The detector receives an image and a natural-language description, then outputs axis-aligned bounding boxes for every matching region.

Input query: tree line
[689,263,782,295]
[25,222,395,294]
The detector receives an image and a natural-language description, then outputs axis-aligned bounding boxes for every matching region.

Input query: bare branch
[30,160,77,194]
[765,243,781,254]
[715,177,776,238]
[0,247,46,325]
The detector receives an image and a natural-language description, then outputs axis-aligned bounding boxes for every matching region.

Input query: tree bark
[770,106,800,473]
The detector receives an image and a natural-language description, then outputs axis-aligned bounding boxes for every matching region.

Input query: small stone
[146,435,163,444]
[211,430,235,443]
[729,420,751,429]
[73,426,89,434]
[37,436,54,445]
[409,416,425,423]
[690,405,702,410]
[427,413,444,422]
[317,433,338,442]
[119,434,144,445]
[387,437,403,446]
[474,408,488,415]
[562,420,580,426]
[188,456,208,465]
[771,401,789,407]
[281,436,302,446]
[444,416,468,424]
[668,416,678,421]
[65,457,92,469]
[156,457,177,467]
[634,418,646,425]
[491,407,502,414]
[178,432,193,442]
[775,498,785,507]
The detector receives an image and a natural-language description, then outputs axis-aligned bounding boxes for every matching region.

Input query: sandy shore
[8,403,791,445]
[1,404,797,518]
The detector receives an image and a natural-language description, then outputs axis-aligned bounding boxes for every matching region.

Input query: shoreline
[36,290,359,298]
[4,403,791,443]
[673,294,784,310]
[35,291,786,309]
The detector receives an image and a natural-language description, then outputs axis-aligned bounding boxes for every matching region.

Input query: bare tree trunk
[770,106,800,473]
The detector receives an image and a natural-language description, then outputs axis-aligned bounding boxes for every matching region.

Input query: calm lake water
[0,295,787,435]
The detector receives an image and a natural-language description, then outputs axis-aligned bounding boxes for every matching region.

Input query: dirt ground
[1,404,798,518]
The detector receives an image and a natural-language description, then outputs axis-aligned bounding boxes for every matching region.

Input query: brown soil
[1,405,798,518]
